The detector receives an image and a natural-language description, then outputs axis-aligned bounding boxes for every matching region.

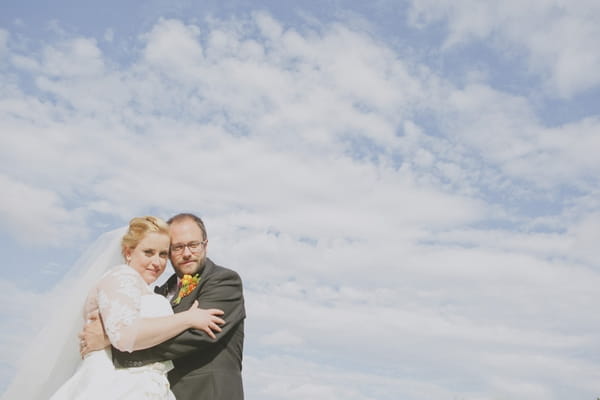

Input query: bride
[2,216,224,400]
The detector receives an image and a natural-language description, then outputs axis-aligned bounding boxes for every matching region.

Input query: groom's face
[169,218,207,278]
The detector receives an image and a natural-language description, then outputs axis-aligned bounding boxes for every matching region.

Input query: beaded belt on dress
[128,361,174,374]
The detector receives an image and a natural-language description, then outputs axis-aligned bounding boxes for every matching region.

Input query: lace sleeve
[95,265,149,352]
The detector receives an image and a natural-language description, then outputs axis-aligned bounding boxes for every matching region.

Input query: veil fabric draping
[1,226,127,400]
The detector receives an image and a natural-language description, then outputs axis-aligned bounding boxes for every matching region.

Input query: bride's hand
[184,300,225,339]
[79,310,110,358]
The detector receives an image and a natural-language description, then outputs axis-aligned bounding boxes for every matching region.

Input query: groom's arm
[112,267,245,367]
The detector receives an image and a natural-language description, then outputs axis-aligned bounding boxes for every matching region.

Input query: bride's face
[125,232,170,284]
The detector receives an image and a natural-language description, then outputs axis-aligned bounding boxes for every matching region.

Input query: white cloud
[0,174,87,245]
[103,28,114,42]
[42,37,105,77]
[0,280,43,365]
[142,18,203,76]
[260,329,304,347]
[0,10,599,400]
[567,212,600,265]
[0,14,487,244]
[255,12,284,40]
[0,29,8,60]
[243,354,452,400]
[434,83,600,190]
[407,0,600,97]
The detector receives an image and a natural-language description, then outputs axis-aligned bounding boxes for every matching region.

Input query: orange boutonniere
[173,273,200,305]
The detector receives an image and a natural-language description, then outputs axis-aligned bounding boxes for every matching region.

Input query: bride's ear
[124,247,132,264]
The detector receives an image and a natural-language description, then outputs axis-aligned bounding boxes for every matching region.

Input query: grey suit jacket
[113,258,245,400]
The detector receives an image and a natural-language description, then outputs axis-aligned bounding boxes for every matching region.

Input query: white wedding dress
[49,264,176,400]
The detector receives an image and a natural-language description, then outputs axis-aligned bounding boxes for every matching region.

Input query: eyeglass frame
[170,240,207,255]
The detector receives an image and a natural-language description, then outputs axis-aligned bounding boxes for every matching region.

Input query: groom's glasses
[170,240,207,255]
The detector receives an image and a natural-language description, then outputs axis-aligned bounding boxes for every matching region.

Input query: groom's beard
[172,254,206,277]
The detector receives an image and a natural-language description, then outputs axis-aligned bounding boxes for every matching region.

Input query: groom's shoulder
[206,258,242,282]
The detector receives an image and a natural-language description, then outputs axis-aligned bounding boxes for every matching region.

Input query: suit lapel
[171,258,214,311]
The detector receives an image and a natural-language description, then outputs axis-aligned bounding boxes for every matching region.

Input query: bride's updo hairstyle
[121,216,169,258]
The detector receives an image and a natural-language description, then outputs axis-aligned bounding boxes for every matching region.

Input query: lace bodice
[83,264,159,352]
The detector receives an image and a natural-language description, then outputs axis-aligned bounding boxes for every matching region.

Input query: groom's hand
[79,310,110,358]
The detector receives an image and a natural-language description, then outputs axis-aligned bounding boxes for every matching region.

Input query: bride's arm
[92,266,224,353]
[130,301,224,350]
[81,304,224,355]
[113,266,244,366]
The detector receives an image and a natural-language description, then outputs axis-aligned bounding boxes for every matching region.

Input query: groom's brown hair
[167,213,208,240]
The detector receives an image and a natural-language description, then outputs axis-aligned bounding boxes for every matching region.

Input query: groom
[82,213,245,399]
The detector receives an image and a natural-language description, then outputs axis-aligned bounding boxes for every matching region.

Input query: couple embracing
[48,213,245,399]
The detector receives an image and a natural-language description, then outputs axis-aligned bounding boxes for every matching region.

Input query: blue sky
[1,1,600,399]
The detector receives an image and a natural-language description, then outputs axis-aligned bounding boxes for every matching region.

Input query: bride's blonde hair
[121,216,169,258]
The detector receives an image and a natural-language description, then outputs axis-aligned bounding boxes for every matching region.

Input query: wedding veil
[1,226,126,400]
